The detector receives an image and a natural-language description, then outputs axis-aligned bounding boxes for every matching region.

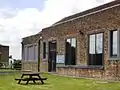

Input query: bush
[13,60,21,70]
[0,63,5,68]
[0,63,3,67]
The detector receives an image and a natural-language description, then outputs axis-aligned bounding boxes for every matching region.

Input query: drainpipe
[21,42,24,70]
[38,36,43,72]
[38,40,40,72]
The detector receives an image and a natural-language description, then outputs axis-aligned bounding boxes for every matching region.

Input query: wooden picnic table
[15,72,47,84]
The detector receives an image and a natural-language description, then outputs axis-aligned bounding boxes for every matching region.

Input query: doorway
[48,40,57,72]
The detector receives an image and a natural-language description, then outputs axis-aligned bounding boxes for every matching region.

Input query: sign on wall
[56,55,65,64]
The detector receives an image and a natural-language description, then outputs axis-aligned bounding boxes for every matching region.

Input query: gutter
[50,2,120,27]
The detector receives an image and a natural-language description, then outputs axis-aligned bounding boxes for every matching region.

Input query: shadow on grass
[19,82,50,85]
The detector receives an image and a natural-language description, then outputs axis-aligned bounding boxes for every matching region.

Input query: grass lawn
[0,73,120,90]
[0,69,16,71]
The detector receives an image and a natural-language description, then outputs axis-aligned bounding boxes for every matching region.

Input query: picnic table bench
[15,72,47,84]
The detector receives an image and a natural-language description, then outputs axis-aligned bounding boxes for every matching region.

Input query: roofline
[43,1,120,29]
[0,44,9,47]
[22,33,40,39]
[53,2,120,26]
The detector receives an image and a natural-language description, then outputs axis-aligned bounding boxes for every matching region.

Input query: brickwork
[22,61,38,72]
[40,60,48,72]
[22,34,40,71]
[0,45,9,66]
[41,3,120,80]
[22,1,120,80]
[56,67,104,79]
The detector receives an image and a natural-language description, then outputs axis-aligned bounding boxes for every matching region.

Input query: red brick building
[22,0,120,80]
[0,44,9,67]
[22,33,42,71]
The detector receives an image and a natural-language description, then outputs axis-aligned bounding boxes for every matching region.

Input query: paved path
[0,70,20,75]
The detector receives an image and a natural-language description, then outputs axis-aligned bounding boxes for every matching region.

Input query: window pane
[43,42,46,58]
[71,38,76,47]
[24,47,27,60]
[96,33,103,54]
[27,47,29,60]
[65,38,76,65]
[67,39,71,43]
[65,39,71,65]
[34,45,38,60]
[112,31,117,55]
[89,35,95,54]
[28,46,34,60]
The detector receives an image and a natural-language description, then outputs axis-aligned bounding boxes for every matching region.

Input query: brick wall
[0,45,9,66]
[41,4,120,80]
[40,60,48,72]
[22,61,38,72]
[56,67,104,79]
[21,3,120,80]
[22,34,40,71]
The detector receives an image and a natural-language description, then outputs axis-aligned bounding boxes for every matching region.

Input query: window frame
[43,42,46,59]
[24,44,38,61]
[34,45,38,61]
[108,29,120,60]
[87,32,104,66]
[65,37,77,65]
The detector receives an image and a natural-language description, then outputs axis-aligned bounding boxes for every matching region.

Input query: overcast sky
[0,0,114,59]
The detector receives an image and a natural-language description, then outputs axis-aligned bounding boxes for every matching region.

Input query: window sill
[108,57,120,60]
[41,59,48,62]
[41,58,48,61]
[56,65,104,70]
[22,60,38,63]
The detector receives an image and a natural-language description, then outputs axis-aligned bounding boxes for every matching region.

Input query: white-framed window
[108,29,120,59]
[24,44,38,61]
[65,38,76,65]
[43,42,46,59]
[24,46,28,60]
[88,33,103,65]
[28,46,34,60]
[34,45,38,60]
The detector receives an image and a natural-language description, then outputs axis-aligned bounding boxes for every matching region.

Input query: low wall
[56,63,120,80]
[22,60,48,72]
[56,66,104,79]
[22,61,38,72]
[22,60,120,80]
[40,60,48,72]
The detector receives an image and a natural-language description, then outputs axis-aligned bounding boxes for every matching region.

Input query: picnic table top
[21,72,41,75]
[21,70,41,75]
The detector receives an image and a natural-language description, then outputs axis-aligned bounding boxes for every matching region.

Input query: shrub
[13,60,21,70]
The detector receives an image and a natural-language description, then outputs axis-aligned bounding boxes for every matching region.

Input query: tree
[9,55,12,59]
[12,60,21,70]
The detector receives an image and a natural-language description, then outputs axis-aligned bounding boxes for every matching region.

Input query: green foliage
[0,63,5,68]
[0,63,3,67]
[9,55,12,59]
[13,60,21,70]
